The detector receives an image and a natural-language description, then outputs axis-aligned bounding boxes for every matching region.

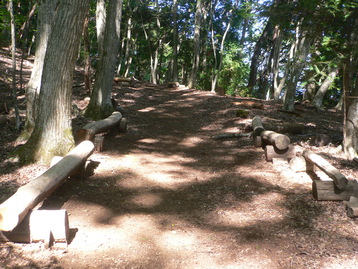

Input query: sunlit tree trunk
[96,0,106,58]
[312,68,338,109]
[86,0,123,119]
[21,0,90,164]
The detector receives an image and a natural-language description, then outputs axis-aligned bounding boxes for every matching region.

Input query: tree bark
[0,141,94,232]
[96,0,106,58]
[171,0,179,82]
[188,0,202,89]
[86,0,123,120]
[19,0,59,142]
[20,0,90,164]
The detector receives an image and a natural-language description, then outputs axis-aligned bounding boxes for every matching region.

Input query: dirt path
[1,84,358,269]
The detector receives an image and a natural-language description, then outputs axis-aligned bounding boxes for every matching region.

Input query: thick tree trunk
[20,0,90,164]
[96,0,106,58]
[19,0,59,142]
[86,0,123,120]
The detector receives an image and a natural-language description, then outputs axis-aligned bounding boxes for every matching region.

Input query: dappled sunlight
[204,192,288,228]
[138,106,156,112]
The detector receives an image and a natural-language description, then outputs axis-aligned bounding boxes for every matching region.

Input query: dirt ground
[1,49,358,268]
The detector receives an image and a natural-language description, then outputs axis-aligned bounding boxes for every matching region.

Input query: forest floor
[1,49,358,268]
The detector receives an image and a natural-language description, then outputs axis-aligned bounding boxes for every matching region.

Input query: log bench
[0,141,94,232]
[303,150,348,190]
[77,111,123,142]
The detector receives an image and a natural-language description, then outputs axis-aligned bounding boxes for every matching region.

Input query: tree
[19,0,90,164]
[85,0,123,120]
[188,0,203,89]
[19,0,59,141]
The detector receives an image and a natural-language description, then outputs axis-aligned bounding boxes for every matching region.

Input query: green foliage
[218,43,250,96]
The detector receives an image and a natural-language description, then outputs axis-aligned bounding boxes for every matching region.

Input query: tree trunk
[312,68,339,109]
[20,0,90,164]
[171,0,179,82]
[83,13,91,94]
[96,0,106,58]
[19,0,59,142]
[247,21,272,93]
[188,0,202,89]
[283,24,313,111]
[86,0,123,120]
[8,0,20,130]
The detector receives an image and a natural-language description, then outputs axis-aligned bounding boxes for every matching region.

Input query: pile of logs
[251,116,358,218]
[0,112,127,246]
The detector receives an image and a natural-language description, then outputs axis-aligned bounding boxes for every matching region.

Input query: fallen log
[261,130,291,150]
[252,116,265,147]
[312,180,358,201]
[265,145,295,162]
[346,196,358,218]
[303,150,348,190]
[77,111,122,142]
[0,141,94,232]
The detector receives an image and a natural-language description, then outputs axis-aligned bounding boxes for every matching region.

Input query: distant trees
[1,0,357,161]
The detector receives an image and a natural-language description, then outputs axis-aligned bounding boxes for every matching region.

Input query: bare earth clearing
[0,50,358,268]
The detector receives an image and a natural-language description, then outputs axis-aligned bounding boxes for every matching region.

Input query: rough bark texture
[20,0,90,164]
[86,0,123,120]
[19,0,59,141]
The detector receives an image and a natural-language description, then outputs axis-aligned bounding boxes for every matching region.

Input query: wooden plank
[303,150,348,190]
[261,130,290,150]
[0,141,94,232]
[312,180,358,201]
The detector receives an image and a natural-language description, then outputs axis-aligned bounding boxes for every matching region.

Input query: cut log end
[0,207,19,232]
